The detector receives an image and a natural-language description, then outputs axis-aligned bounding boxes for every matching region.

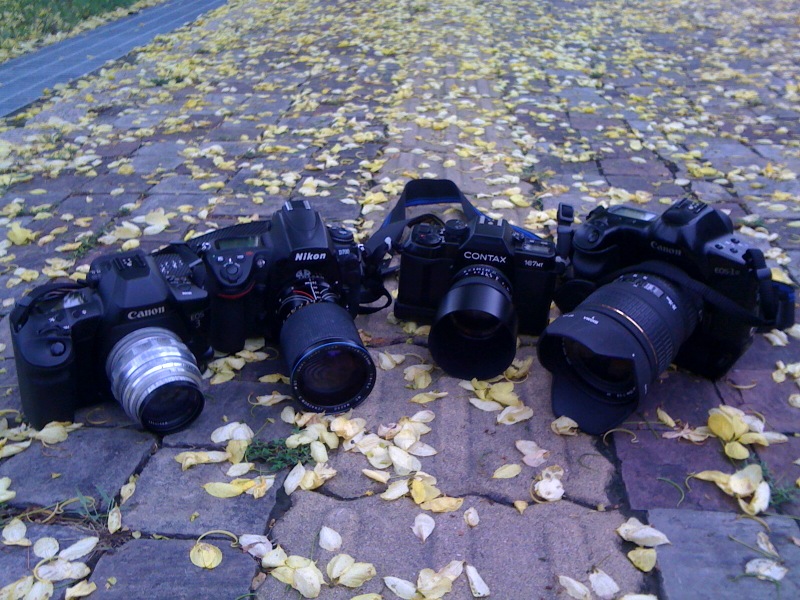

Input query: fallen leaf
[190,541,223,569]
[412,513,435,542]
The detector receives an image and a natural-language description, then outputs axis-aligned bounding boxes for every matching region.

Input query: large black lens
[428,265,518,380]
[538,272,701,434]
[280,302,375,412]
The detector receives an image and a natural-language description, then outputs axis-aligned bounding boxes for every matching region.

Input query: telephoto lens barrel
[538,273,701,434]
[428,265,518,380]
[280,301,375,413]
[106,327,204,434]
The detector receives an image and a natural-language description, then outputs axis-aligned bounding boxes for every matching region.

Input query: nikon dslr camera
[10,249,212,434]
[188,200,376,413]
[392,180,560,379]
[538,198,795,434]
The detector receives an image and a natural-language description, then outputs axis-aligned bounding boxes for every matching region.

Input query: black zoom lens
[280,301,375,412]
[428,265,518,380]
[538,273,701,434]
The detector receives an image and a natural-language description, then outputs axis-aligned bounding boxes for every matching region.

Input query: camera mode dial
[407,223,443,258]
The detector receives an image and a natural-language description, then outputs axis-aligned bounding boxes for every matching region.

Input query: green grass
[0,0,149,54]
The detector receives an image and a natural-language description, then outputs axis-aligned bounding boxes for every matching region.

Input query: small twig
[657,477,685,507]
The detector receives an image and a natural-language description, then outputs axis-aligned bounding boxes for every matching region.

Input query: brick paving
[0,0,798,598]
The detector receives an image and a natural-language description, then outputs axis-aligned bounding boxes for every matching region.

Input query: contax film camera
[11,248,212,434]
[538,198,795,434]
[371,179,561,379]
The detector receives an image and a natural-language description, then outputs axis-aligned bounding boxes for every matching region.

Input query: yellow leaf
[190,541,222,569]
[724,441,750,460]
[419,496,464,513]
[513,500,529,514]
[551,415,579,435]
[657,407,676,428]
[627,547,657,572]
[492,464,522,479]
[202,479,255,498]
[7,222,37,245]
[707,412,736,441]
[65,580,97,599]
[107,506,122,534]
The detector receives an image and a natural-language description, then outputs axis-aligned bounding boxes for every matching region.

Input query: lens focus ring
[583,275,691,373]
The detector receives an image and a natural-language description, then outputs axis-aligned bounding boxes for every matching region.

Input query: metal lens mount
[106,327,204,434]
[428,265,518,380]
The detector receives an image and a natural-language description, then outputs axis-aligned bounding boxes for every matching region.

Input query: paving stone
[649,509,800,600]
[256,491,647,599]
[121,446,281,537]
[723,368,799,434]
[0,522,101,596]
[615,430,741,512]
[88,539,256,599]
[0,428,156,512]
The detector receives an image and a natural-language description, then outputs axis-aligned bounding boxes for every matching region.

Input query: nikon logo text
[128,306,166,320]
[464,251,507,263]
[650,242,682,256]
[294,251,327,261]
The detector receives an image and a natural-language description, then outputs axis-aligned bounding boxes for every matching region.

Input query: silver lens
[105,327,204,433]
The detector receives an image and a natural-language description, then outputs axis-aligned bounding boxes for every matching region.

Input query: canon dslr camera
[189,200,376,413]
[393,180,559,379]
[538,198,795,434]
[10,249,212,434]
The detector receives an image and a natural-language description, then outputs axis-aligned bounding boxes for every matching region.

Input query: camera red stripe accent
[218,282,255,300]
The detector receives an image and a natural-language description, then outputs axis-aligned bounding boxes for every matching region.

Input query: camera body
[11,249,211,431]
[395,215,558,335]
[561,198,774,378]
[191,200,365,353]
[190,200,375,412]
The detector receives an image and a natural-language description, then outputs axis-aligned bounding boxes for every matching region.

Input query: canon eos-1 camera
[10,249,212,434]
[393,182,560,379]
[188,200,376,413]
[538,198,795,434]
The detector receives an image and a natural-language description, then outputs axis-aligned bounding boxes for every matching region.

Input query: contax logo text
[294,251,327,261]
[128,306,166,320]
[650,241,682,256]
[464,251,507,263]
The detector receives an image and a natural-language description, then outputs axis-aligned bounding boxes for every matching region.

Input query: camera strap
[608,257,794,330]
[363,178,544,268]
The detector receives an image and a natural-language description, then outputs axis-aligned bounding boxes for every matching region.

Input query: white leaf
[412,513,435,542]
[558,575,591,600]
[284,463,306,495]
[319,526,342,551]
[589,568,620,599]
[466,564,491,597]
[383,576,418,599]
[59,536,99,561]
[33,537,60,559]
